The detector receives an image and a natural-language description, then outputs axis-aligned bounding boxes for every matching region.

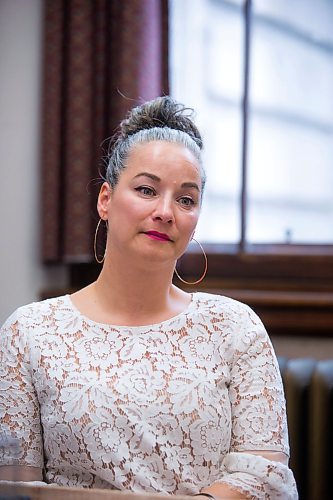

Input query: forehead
[125,140,201,180]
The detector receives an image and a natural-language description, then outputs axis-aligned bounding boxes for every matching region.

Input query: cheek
[111,194,150,224]
[180,210,200,232]
[176,214,200,246]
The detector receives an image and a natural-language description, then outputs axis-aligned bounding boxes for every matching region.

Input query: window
[170,0,333,246]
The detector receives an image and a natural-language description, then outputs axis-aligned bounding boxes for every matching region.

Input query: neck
[93,252,186,324]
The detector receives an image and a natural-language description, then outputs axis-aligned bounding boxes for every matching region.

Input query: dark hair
[105,96,206,194]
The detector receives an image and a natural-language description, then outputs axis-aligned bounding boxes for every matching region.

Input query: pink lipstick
[144,231,172,242]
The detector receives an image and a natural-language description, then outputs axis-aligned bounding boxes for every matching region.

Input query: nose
[152,195,174,224]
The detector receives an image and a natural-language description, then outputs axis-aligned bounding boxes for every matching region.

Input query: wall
[0,0,67,325]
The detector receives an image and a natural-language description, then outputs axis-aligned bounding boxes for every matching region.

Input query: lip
[144,231,172,242]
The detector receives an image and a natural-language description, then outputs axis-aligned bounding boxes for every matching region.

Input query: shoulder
[0,295,70,335]
[192,291,269,346]
[193,293,280,371]
[193,291,261,323]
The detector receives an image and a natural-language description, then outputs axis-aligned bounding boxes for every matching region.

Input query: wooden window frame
[171,1,333,339]
[176,244,333,338]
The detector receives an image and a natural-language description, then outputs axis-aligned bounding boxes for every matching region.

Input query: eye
[135,186,156,197]
[178,196,195,207]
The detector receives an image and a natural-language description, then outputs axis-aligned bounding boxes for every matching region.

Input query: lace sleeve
[0,310,44,469]
[218,452,297,499]
[214,304,298,498]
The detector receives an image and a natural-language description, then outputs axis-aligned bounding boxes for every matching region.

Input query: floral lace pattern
[0,293,297,498]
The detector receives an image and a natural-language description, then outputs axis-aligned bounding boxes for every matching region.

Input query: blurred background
[0,0,68,323]
[171,0,333,245]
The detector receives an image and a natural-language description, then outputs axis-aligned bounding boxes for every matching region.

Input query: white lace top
[0,292,297,498]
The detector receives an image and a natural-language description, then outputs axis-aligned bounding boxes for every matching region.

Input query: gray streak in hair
[106,127,206,197]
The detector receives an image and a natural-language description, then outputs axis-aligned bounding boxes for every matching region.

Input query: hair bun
[120,96,203,149]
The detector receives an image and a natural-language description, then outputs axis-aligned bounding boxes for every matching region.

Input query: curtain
[41,0,169,263]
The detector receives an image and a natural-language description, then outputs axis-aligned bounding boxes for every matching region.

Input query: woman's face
[98,140,202,265]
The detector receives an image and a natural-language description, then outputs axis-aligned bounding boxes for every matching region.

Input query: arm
[200,304,298,499]
[198,452,289,499]
[0,310,44,482]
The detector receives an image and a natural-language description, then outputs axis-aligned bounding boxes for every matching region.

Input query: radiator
[278,357,333,500]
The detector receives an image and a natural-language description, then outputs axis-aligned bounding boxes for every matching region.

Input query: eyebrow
[133,172,200,192]
[133,172,160,182]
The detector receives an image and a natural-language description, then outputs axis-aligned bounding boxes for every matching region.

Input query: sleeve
[214,303,298,499]
[0,309,44,470]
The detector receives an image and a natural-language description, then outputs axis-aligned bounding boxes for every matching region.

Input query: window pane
[248,1,333,243]
[170,0,244,243]
[253,0,333,43]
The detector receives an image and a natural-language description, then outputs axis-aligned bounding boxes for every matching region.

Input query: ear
[97,182,112,220]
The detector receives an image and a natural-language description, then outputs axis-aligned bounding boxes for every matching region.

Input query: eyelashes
[135,186,155,196]
[178,197,195,207]
[134,185,198,208]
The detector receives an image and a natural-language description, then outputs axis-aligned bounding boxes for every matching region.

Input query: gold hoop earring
[174,238,208,285]
[94,218,107,264]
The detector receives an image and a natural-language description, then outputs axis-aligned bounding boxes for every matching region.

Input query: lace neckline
[65,292,197,331]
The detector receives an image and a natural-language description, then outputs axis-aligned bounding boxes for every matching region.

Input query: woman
[0,96,298,498]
